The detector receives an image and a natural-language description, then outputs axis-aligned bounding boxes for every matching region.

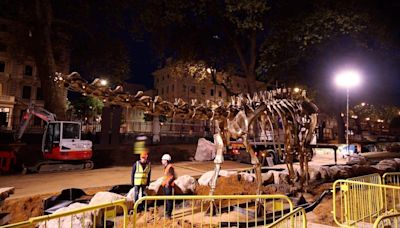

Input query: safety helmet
[161,154,171,161]
[140,151,149,159]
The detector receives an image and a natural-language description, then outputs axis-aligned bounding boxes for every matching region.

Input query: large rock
[318,166,331,180]
[198,170,238,186]
[269,170,290,184]
[174,175,197,194]
[328,165,353,179]
[239,172,255,182]
[308,168,321,182]
[393,158,400,167]
[373,159,398,172]
[89,192,126,206]
[38,203,92,228]
[219,170,238,177]
[198,171,214,186]
[195,138,216,161]
[351,165,383,176]
[148,177,164,195]
[378,159,399,169]
[261,172,274,184]
[346,154,367,165]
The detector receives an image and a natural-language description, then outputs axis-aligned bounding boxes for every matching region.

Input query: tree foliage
[133,0,270,93]
[0,0,131,117]
[70,96,104,120]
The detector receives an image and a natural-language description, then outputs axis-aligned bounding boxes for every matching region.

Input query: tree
[71,97,104,121]
[0,0,131,118]
[134,0,270,93]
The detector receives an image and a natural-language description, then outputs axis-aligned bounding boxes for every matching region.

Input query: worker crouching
[131,151,151,211]
[161,153,175,219]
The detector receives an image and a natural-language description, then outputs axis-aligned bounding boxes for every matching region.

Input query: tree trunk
[33,0,66,119]
[246,71,257,94]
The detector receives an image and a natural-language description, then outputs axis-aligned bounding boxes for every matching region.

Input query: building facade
[0,18,69,132]
[150,67,268,138]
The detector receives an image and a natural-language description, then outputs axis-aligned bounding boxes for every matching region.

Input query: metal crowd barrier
[1,199,128,228]
[348,173,382,185]
[131,194,294,228]
[267,207,307,228]
[374,212,400,228]
[332,178,400,227]
[383,172,400,186]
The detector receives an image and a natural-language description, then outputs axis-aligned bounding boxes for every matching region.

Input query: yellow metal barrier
[383,172,400,186]
[348,173,382,185]
[131,194,294,228]
[267,207,307,228]
[373,212,400,228]
[332,179,400,227]
[2,199,128,228]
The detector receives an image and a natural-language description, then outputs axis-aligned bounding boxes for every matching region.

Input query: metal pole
[346,88,349,156]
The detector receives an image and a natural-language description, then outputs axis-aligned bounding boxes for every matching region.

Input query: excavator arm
[15,103,57,140]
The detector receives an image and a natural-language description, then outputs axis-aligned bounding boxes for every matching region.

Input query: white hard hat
[161,154,171,161]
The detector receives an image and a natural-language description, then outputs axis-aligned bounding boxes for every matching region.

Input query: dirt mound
[195,175,257,195]
[1,186,110,224]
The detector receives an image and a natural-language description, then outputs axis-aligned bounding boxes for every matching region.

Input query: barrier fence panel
[374,212,400,228]
[348,173,382,185]
[267,207,307,228]
[131,194,294,228]
[2,199,128,228]
[332,179,400,227]
[383,172,400,186]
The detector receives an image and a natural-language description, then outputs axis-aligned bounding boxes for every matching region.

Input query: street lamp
[334,69,361,155]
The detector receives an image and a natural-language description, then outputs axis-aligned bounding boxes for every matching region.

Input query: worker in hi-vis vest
[161,153,176,218]
[131,151,151,211]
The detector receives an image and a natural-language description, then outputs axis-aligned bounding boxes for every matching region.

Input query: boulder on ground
[195,138,216,161]
[269,170,290,184]
[351,165,383,176]
[373,159,397,172]
[393,158,400,168]
[174,175,197,194]
[318,166,331,180]
[198,171,214,186]
[198,170,238,186]
[261,172,274,184]
[308,168,321,182]
[89,192,126,206]
[147,177,164,195]
[346,154,367,165]
[239,172,255,182]
[378,159,399,170]
[219,170,238,177]
[38,203,92,228]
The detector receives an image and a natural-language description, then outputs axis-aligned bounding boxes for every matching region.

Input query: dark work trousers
[163,185,173,217]
[134,185,147,211]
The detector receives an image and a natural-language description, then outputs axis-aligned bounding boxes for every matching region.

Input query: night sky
[83,0,400,106]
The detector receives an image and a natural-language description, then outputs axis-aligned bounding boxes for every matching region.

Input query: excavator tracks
[23,160,94,174]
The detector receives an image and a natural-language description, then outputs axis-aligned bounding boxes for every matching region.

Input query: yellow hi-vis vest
[134,161,151,185]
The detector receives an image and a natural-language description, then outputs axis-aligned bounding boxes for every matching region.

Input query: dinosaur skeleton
[55,72,318,212]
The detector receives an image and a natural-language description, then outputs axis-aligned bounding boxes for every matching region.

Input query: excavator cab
[42,121,92,162]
